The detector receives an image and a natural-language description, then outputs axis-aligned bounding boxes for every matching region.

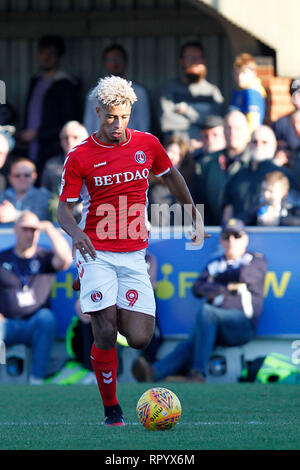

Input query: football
[136,387,182,431]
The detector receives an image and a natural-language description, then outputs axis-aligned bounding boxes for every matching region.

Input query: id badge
[16,286,36,307]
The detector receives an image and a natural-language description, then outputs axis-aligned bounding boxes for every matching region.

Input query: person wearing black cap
[159,41,224,144]
[192,115,226,161]
[132,218,267,383]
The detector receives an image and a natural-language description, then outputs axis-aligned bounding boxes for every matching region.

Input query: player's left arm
[161,166,210,247]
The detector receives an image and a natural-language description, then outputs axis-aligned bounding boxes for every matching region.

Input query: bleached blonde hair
[89,75,137,107]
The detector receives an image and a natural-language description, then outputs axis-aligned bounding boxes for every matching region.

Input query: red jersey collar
[91,128,132,148]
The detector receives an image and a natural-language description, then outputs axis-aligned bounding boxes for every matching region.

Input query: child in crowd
[230,53,266,136]
[256,171,300,226]
[236,171,300,226]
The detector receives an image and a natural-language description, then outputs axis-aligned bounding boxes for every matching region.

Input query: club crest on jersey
[91,291,102,302]
[135,151,146,164]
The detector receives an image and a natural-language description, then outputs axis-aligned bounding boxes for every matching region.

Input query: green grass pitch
[0,383,299,451]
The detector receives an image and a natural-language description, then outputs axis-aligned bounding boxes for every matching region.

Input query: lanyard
[12,252,33,289]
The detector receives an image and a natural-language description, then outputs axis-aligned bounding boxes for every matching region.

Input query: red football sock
[90,344,119,407]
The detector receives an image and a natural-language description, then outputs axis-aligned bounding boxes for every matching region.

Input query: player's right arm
[57,200,96,261]
[57,147,96,261]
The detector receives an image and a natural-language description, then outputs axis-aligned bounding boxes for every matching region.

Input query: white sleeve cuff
[66,197,79,202]
[154,167,171,178]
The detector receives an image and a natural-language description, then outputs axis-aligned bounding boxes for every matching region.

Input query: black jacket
[24,71,82,174]
[193,251,267,330]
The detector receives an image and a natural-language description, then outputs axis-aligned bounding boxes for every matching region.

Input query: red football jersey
[59,129,172,252]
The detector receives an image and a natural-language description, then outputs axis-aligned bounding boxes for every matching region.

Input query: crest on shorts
[91,291,103,302]
[134,151,146,164]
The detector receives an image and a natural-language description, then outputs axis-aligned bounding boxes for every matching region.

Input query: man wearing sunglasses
[0,157,52,224]
[132,218,267,383]
[222,125,295,223]
[0,211,72,384]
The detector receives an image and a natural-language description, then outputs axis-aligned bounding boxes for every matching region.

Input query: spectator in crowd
[0,105,16,161]
[132,218,267,383]
[148,134,193,227]
[41,121,88,194]
[0,133,11,191]
[273,141,300,194]
[273,78,300,151]
[288,110,300,182]
[159,41,224,143]
[0,211,72,384]
[18,35,81,178]
[230,53,266,135]
[255,171,291,225]
[0,103,18,165]
[223,111,251,163]
[83,43,151,135]
[290,108,300,142]
[241,171,300,226]
[222,125,294,222]
[191,110,251,225]
[41,121,88,221]
[0,102,17,128]
[192,115,226,161]
[273,143,293,168]
[0,157,52,223]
